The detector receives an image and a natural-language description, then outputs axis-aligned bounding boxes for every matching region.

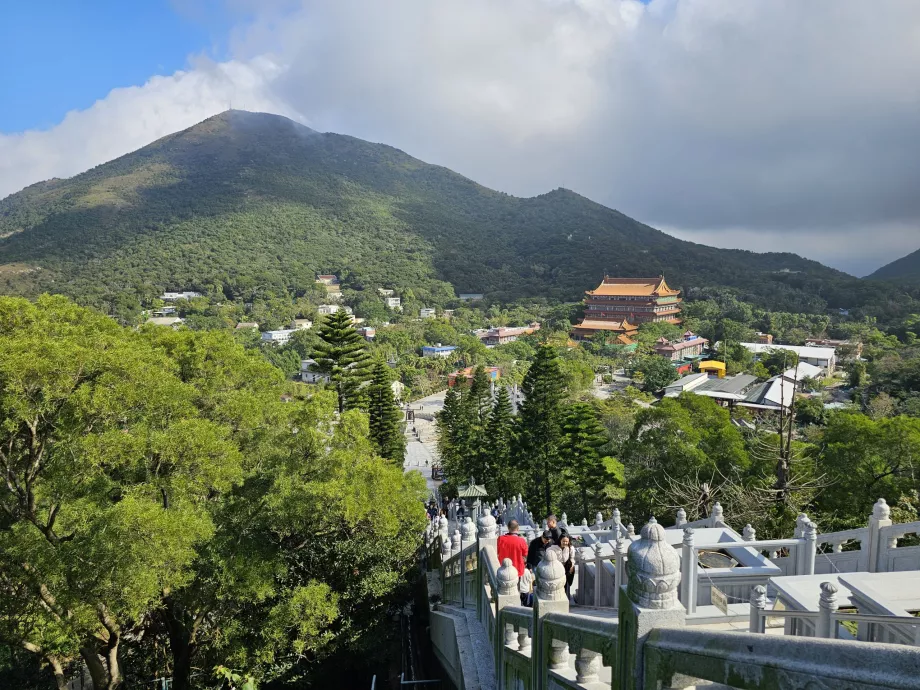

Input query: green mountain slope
[868,246,920,281]
[0,110,897,315]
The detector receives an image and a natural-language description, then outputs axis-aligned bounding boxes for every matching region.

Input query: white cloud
[3,0,920,274]
[0,57,292,199]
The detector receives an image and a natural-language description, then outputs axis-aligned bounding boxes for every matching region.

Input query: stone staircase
[431,604,496,690]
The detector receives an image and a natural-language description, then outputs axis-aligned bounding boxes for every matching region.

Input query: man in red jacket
[497,520,528,576]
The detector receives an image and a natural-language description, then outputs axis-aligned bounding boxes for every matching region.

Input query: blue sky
[0,0,229,132]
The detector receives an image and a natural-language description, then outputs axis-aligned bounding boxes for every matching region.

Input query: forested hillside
[0,110,915,320]
[868,245,920,281]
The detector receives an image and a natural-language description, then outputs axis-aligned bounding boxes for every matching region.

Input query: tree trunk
[80,642,123,690]
[544,474,552,518]
[581,486,588,524]
[162,600,197,690]
[46,654,68,690]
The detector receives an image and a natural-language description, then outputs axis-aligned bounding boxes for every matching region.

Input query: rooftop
[587,275,680,297]
[740,342,836,360]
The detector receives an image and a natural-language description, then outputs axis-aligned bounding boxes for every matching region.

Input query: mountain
[0,110,895,317]
[867,247,920,281]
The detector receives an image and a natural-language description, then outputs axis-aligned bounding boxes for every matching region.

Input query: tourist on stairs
[497,520,528,576]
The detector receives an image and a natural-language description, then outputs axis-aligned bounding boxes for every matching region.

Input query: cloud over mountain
[3,0,919,273]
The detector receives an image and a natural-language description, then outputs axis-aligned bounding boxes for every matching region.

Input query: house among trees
[573,275,681,340]
[420,307,437,319]
[458,293,484,301]
[315,274,339,285]
[145,316,184,328]
[421,343,457,358]
[478,323,540,347]
[160,291,202,301]
[741,342,837,374]
[448,366,500,387]
[261,329,295,345]
[653,330,708,361]
[291,319,313,330]
[300,358,331,384]
[235,321,259,329]
[317,304,352,316]
[385,297,402,310]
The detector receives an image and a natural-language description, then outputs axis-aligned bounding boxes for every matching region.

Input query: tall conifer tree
[516,344,566,515]
[367,361,406,463]
[561,402,617,521]
[486,384,519,498]
[312,310,372,413]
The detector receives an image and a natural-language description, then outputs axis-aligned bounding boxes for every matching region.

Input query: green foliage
[559,402,622,521]
[313,310,373,413]
[795,396,827,426]
[484,386,520,499]
[635,356,678,392]
[367,361,406,463]
[623,394,749,520]
[516,345,567,515]
[813,413,920,527]
[760,348,799,376]
[0,295,426,688]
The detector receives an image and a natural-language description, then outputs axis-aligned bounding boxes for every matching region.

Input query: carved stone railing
[644,626,920,689]
[423,500,920,690]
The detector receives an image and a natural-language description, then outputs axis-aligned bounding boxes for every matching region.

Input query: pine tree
[312,310,373,413]
[367,361,406,463]
[437,384,466,486]
[561,402,618,521]
[486,385,519,498]
[516,344,566,515]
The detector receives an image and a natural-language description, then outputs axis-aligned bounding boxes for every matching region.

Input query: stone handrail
[644,626,920,689]
[540,612,619,689]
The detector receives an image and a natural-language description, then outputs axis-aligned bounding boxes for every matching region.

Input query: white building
[291,319,313,330]
[261,329,295,345]
[385,297,402,310]
[420,308,437,319]
[145,317,184,328]
[161,291,202,301]
[301,359,331,384]
[740,342,837,374]
[378,288,395,297]
[664,372,710,398]
[317,304,353,315]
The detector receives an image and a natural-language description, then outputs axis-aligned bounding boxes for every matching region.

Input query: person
[519,564,534,607]
[558,535,575,600]
[497,520,528,576]
[546,514,569,546]
[526,530,552,570]
[492,505,503,526]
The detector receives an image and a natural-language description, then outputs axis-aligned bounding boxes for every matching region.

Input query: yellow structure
[699,360,726,378]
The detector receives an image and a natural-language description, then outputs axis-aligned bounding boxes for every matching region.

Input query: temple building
[571,275,681,341]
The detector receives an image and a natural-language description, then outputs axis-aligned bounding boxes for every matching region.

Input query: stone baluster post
[680,527,697,613]
[749,585,767,633]
[612,508,623,536]
[743,524,756,542]
[560,512,568,528]
[675,508,687,528]
[867,498,892,573]
[592,542,604,608]
[816,582,839,639]
[542,518,548,531]
[496,558,520,669]
[533,551,569,684]
[799,520,817,576]
[627,523,636,538]
[580,518,588,527]
[478,512,498,540]
[617,518,685,690]
[594,511,604,530]
[710,501,724,527]
[794,512,809,538]
[613,535,629,610]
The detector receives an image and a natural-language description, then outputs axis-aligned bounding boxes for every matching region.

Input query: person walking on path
[546,514,569,546]
[497,520,528,576]
[526,530,552,570]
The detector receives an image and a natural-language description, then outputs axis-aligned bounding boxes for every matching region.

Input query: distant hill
[867,246,920,281]
[0,110,897,317]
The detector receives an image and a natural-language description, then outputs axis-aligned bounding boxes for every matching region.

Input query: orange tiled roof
[586,276,680,297]
[572,319,638,332]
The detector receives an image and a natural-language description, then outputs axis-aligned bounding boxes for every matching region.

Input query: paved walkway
[403,390,447,497]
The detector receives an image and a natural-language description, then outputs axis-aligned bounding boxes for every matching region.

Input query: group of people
[496,515,575,607]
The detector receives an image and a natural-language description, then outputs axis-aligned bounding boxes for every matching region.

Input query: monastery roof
[586,275,681,297]
[573,319,638,332]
